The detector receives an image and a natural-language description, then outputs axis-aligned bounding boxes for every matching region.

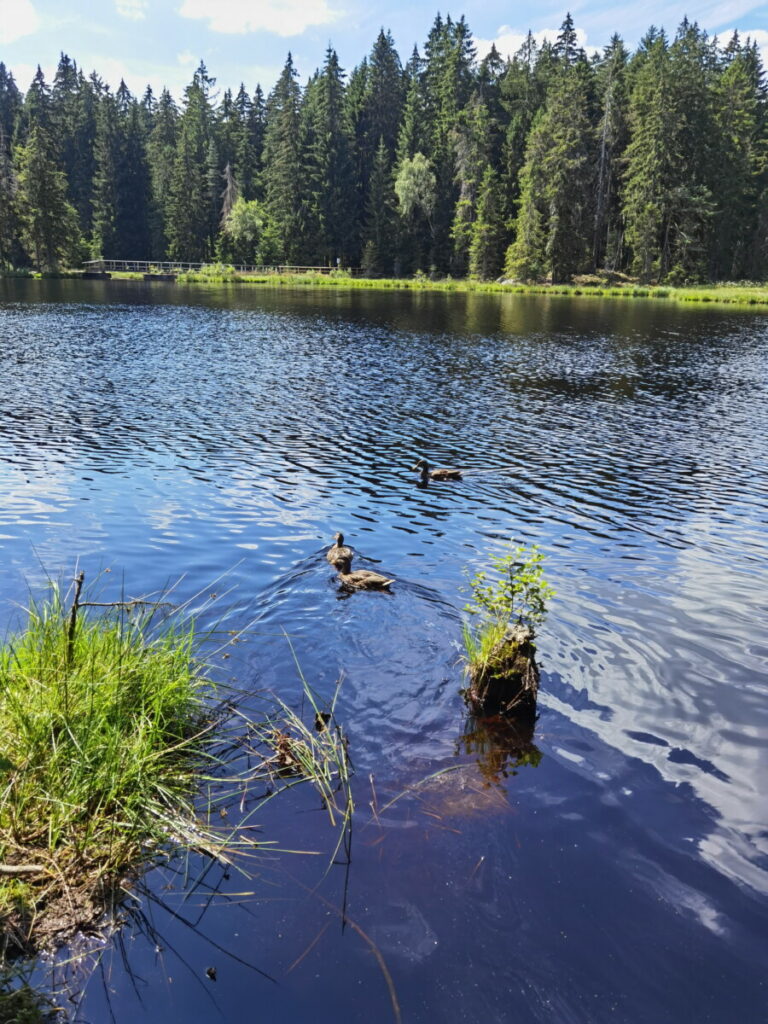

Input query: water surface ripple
[1,279,767,1022]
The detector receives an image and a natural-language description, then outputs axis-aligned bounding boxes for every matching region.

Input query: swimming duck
[413,458,463,482]
[333,554,394,590]
[326,531,353,564]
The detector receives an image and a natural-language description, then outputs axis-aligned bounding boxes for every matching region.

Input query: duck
[413,458,463,482]
[326,531,353,565]
[333,554,394,590]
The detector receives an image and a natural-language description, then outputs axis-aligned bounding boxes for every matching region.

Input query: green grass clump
[462,544,554,679]
[0,580,216,952]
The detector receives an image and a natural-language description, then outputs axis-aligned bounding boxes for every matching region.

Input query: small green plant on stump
[462,545,554,717]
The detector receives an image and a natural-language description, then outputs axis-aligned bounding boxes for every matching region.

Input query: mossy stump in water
[465,624,539,717]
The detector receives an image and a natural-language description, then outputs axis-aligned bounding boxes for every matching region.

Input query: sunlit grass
[158,267,768,306]
[245,646,353,868]
[0,578,224,949]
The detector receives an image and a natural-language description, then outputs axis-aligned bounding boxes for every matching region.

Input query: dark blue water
[1,279,767,1023]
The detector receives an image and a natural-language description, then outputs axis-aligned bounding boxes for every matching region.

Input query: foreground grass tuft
[0,579,216,954]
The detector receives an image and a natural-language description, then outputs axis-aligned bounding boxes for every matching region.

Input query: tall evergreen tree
[146,88,178,257]
[505,67,595,281]
[262,54,305,263]
[422,14,477,270]
[622,23,717,281]
[593,35,629,269]
[304,47,354,264]
[166,63,216,261]
[0,122,20,267]
[90,90,120,257]
[469,166,506,279]
[711,36,765,277]
[15,123,81,270]
[451,90,493,273]
[0,64,22,149]
[362,136,398,274]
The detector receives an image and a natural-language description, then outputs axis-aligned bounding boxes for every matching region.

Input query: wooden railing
[82,260,352,275]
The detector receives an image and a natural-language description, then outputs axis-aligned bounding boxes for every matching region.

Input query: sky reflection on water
[1,280,767,1022]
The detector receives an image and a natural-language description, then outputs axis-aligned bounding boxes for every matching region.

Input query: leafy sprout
[464,544,555,631]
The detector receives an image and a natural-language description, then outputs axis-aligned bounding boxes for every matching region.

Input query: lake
[1,279,767,1022]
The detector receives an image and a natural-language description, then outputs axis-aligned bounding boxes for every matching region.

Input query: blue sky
[1,0,767,100]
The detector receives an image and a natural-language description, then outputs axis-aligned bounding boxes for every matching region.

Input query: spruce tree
[90,90,119,258]
[146,88,179,258]
[593,36,629,269]
[451,91,493,274]
[505,67,595,281]
[16,123,81,270]
[166,63,215,261]
[711,37,764,277]
[304,47,354,264]
[0,123,20,268]
[362,137,398,274]
[262,54,305,263]
[468,166,505,279]
[0,64,22,150]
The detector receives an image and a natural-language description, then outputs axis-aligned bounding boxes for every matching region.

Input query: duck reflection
[457,714,542,789]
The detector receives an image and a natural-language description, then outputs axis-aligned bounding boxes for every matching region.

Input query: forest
[0,12,766,283]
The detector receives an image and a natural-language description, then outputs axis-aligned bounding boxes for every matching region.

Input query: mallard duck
[413,458,463,482]
[326,531,353,564]
[333,555,394,590]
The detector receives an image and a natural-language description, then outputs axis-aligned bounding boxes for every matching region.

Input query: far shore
[4,269,768,308]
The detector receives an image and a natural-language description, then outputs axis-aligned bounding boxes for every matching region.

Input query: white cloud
[115,0,149,19]
[0,0,41,45]
[178,0,339,37]
[476,24,589,62]
[177,50,196,66]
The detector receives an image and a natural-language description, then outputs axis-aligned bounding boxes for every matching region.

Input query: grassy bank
[4,266,768,306]
[168,268,768,307]
[4,264,768,303]
[0,574,354,958]
[0,576,223,955]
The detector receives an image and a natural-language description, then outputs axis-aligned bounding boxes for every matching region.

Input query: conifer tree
[90,90,119,257]
[117,101,151,256]
[499,35,545,230]
[451,91,493,274]
[362,137,398,274]
[16,123,81,270]
[146,88,179,257]
[166,63,215,261]
[711,37,764,277]
[304,47,354,264]
[0,124,20,268]
[469,165,505,279]
[262,54,305,263]
[593,35,629,269]
[0,63,22,148]
[622,23,717,281]
[505,67,595,281]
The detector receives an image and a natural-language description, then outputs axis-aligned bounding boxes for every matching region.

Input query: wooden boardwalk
[82,260,350,275]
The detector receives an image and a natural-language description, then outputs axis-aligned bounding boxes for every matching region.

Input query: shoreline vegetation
[0,573,350,960]
[4,268,768,308]
[2,15,768,292]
